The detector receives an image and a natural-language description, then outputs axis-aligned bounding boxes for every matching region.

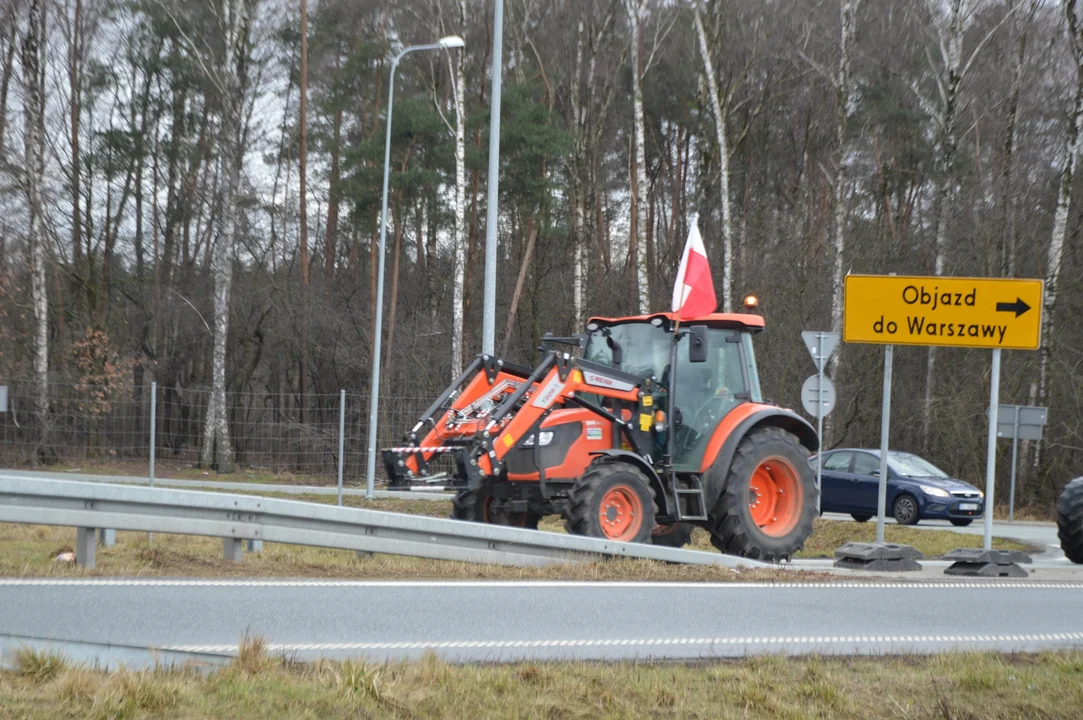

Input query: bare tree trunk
[571,20,585,329]
[199,0,251,473]
[298,0,310,421]
[1000,0,1033,277]
[625,0,649,314]
[1036,0,1083,469]
[502,220,539,352]
[693,8,733,312]
[69,0,83,283]
[23,0,49,447]
[324,102,343,284]
[450,0,467,377]
[830,0,861,379]
[923,0,967,451]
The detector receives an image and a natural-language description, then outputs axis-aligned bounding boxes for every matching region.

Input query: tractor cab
[581,312,765,471]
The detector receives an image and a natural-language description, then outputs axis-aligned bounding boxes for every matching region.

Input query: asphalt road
[2,578,1081,666]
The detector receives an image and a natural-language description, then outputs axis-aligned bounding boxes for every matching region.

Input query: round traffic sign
[801,375,837,418]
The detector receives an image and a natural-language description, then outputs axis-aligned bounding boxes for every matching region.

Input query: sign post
[844,274,1044,550]
[801,331,839,514]
[875,344,894,545]
[994,404,1047,522]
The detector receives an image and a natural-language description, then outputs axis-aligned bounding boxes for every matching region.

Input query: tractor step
[671,475,708,521]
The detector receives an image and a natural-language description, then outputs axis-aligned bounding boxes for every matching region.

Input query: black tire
[450,484,540,529]
[708,427,818,563]
[851,514,872,523]
[892,494,920,525]
[651,522,695,548]
[950,519,973,527]
[564,462,655,543]
[1057,477,1083,564]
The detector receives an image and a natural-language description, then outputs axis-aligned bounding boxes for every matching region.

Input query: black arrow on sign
[996,298,1031,317]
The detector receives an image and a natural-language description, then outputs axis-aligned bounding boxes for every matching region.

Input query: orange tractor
[383,311,819,561]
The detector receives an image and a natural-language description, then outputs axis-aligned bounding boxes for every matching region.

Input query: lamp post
[366,36,465,499]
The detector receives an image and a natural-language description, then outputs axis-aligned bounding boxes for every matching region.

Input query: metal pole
[815,334,824,514]
[149,380,156,542]
[984,348,1001,550]
[481,0,504,355]
[337,389,345,507]
[875,344,893,545]
[365,58,399,500]
[149,381,156,488]
[1009,406,1019,523]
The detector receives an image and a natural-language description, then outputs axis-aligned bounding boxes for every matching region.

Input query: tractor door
[669,329,752,471]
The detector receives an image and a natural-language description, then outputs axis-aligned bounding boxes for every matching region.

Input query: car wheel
[950,519,973,527]
[851,514,872,523]
[892,494,920,526]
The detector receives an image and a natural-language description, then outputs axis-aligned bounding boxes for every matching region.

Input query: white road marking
[1,578,1082,589]
[164,632,1083,655]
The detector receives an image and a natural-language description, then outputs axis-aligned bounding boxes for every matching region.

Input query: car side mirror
[871,469,880,477]
[688,325,709,363]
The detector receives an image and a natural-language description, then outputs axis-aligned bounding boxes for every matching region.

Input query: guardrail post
[98,528,115,547]
[76,528,97,569]
[223,538,243,562]
[245,539,262,552]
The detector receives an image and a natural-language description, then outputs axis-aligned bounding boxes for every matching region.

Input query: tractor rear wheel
[709,427,817,562]
[1057,477,1083,564]
[565,462,655,543]
[451,483,540,529]
[650,522,694,548]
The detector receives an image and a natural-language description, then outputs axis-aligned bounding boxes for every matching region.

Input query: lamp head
[438,35,465,49]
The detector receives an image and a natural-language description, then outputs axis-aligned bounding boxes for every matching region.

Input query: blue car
[810,449,985,526]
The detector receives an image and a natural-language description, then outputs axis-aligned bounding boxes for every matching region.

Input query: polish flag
[671,221,717,319]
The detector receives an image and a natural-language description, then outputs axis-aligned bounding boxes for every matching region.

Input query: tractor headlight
[920,485,950,498]
[522,431,554,447]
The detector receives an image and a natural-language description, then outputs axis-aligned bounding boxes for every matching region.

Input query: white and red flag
[671,221,717,319]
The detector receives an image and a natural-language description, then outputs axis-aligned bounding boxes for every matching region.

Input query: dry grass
[1,650,1082,718]
[0,495,1032,582]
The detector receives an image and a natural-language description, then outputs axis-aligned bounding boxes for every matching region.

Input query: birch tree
[693,7,734,313]
[22,0,48,439]
[450,0,467,376]
[914,0,1014,449]
[1035,0,1083,467]
[625,0,650,313]
[830,0,861,375]
[159,0,254,472]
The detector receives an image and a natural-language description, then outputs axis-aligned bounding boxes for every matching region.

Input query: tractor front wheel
[709,427,817,562]
[451,483,540,529]
[565,463,656,543]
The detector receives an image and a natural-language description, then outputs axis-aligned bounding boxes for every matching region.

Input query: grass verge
[3,644,1082,719]
[0,496,1031,581]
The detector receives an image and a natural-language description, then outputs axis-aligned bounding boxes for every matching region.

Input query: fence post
[149,381,157,488]
[338,389,346,506]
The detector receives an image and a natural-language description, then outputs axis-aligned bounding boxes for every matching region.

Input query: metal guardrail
[0,476,770,570]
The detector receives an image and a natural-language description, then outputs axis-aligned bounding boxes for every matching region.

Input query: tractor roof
[586,312,765,332]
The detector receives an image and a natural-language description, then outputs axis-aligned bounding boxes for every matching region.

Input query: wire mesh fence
[0,378,439,486]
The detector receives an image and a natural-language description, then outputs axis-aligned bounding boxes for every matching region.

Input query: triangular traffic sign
[802,331,840,373]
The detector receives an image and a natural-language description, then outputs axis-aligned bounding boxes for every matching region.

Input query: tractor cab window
[668,329,749,470]
[584,322,751,470]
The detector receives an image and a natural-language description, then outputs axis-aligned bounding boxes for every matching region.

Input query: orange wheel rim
[598,485,643,541]
[747,457,802,537]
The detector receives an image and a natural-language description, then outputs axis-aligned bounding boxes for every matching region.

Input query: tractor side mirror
[688,325,709,363]
[606,335,623,367]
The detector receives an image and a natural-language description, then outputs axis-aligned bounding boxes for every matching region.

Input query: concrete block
[833,542,923,572]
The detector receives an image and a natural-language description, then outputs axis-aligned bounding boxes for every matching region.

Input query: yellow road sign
[844,275,1043,350]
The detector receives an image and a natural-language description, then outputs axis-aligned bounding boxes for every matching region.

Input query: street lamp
[366,36,465,498]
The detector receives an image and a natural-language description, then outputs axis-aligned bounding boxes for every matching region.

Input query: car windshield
[888,452,948,478]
